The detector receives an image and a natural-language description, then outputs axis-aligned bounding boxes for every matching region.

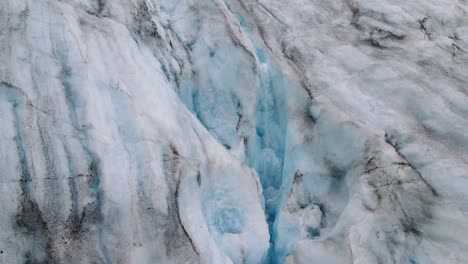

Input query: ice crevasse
[0,0,468,263]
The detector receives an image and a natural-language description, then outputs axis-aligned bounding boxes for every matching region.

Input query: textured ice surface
[1,0,468,263]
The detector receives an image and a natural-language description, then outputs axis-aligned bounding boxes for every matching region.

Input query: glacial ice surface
[1,0,468,263]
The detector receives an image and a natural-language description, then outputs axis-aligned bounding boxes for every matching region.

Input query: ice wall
[1,0,468,263]
[0,1,269,263]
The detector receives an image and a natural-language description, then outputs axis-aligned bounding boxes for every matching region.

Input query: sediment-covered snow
[1,0,467,263]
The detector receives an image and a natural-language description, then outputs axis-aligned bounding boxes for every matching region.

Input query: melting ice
[1,0,468,263]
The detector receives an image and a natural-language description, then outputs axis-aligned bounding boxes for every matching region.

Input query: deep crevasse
[158,0,292,260]
[1,0,468,264]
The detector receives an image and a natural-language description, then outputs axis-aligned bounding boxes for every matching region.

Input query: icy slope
[1,0,468,264]
[0,1,269,263]
[147,0,468,263]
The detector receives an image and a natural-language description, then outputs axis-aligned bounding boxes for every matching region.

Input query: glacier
[0,0,468,263]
